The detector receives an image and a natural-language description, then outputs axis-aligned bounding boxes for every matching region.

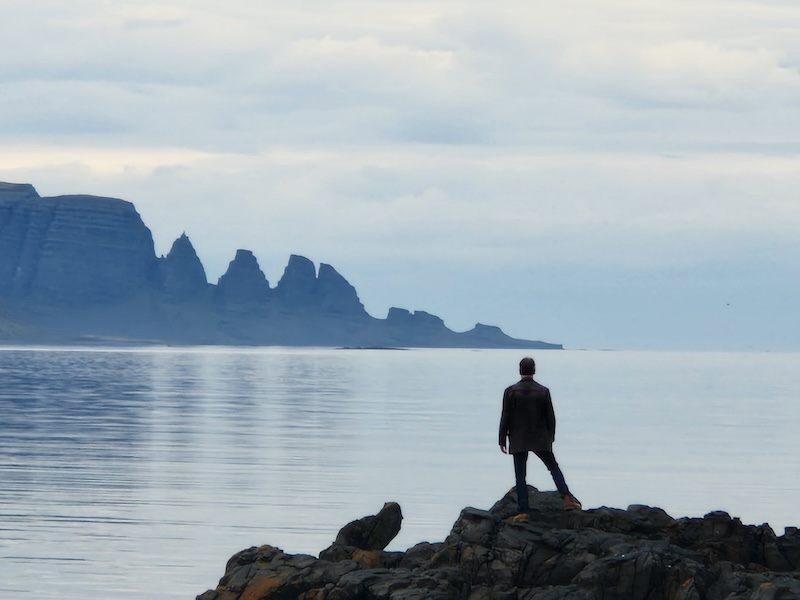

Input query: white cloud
[560,39,800,107]
[5,0,800,150]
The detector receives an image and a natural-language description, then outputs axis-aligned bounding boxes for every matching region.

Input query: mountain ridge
[0,181,562,349]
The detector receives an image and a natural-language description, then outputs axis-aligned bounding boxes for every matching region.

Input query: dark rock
[328,502,403,551]
[398,542,445,570]
[215,249,272,309]
[156,233,208,302]
[778,528,800,571]
[197,489,800,600]
[276,254,318,310]
[316,263,366,317]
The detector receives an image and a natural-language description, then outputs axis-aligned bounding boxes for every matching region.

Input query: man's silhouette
[499,356,581,520]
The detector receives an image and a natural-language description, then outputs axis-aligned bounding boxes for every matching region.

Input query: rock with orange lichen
[197,488,800,600]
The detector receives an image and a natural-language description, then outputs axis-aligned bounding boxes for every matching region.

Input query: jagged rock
[196,488,800,600]
[215,249,272,308]
[382,309,558,349]
[316,263,366,317]
[157,233,208,302]
[384,308,449,346]
[275,254,318,309]
[386,308,446,331]
[0,181,562,348]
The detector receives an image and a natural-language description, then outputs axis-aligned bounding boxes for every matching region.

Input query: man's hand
[500,445,507,454]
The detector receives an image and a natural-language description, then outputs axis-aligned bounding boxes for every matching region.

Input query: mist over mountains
[0,182,560,349]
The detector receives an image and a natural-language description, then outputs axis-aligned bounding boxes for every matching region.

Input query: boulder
[332,502,403,551]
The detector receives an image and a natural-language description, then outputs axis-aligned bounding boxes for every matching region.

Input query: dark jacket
[498,377,556,454]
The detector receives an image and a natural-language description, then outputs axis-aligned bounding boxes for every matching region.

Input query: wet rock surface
[197,487,800,600]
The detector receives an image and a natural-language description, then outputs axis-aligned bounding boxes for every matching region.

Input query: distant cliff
[0,182,562,349]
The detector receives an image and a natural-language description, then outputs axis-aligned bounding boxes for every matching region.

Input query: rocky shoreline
[196,487,800,600]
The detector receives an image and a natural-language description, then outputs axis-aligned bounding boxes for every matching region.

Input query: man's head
[519,356,535,376]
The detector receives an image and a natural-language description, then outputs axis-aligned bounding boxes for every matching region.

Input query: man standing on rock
[499,356,581,520]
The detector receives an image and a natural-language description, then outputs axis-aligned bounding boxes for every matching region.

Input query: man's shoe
[563,495,582,511]
[511,512,530,522]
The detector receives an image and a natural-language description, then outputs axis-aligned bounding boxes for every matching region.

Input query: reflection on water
[0,347,798,600]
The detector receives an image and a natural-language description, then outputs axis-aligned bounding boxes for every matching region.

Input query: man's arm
[499,387,512,453]
[545,390,556,440]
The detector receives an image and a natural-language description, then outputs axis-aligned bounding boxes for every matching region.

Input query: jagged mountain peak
[0,182,561,349]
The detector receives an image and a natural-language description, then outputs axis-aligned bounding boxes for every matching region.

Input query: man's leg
[533,450,577,502]
[512,451,529,513]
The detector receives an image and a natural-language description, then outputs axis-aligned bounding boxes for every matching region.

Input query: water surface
[0,347,797,599]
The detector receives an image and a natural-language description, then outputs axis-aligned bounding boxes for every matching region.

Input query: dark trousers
[513,450,573,512]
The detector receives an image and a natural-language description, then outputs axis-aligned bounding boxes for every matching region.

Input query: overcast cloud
[2,0,799,350]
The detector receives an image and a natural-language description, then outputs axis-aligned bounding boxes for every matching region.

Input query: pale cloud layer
[2,0,799,350]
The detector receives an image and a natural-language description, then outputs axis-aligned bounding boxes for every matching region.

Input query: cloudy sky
[2,0,799,351]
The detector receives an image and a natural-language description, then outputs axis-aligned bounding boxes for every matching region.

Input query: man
[499,356,581,520]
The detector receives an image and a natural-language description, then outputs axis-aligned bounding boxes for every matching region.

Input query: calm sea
[0,346,797,599]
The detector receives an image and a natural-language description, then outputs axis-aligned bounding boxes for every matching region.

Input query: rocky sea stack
[197,488,800,600]
[0,182,560,348]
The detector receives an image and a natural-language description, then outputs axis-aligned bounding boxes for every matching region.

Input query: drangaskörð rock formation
[0,182,562,349]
